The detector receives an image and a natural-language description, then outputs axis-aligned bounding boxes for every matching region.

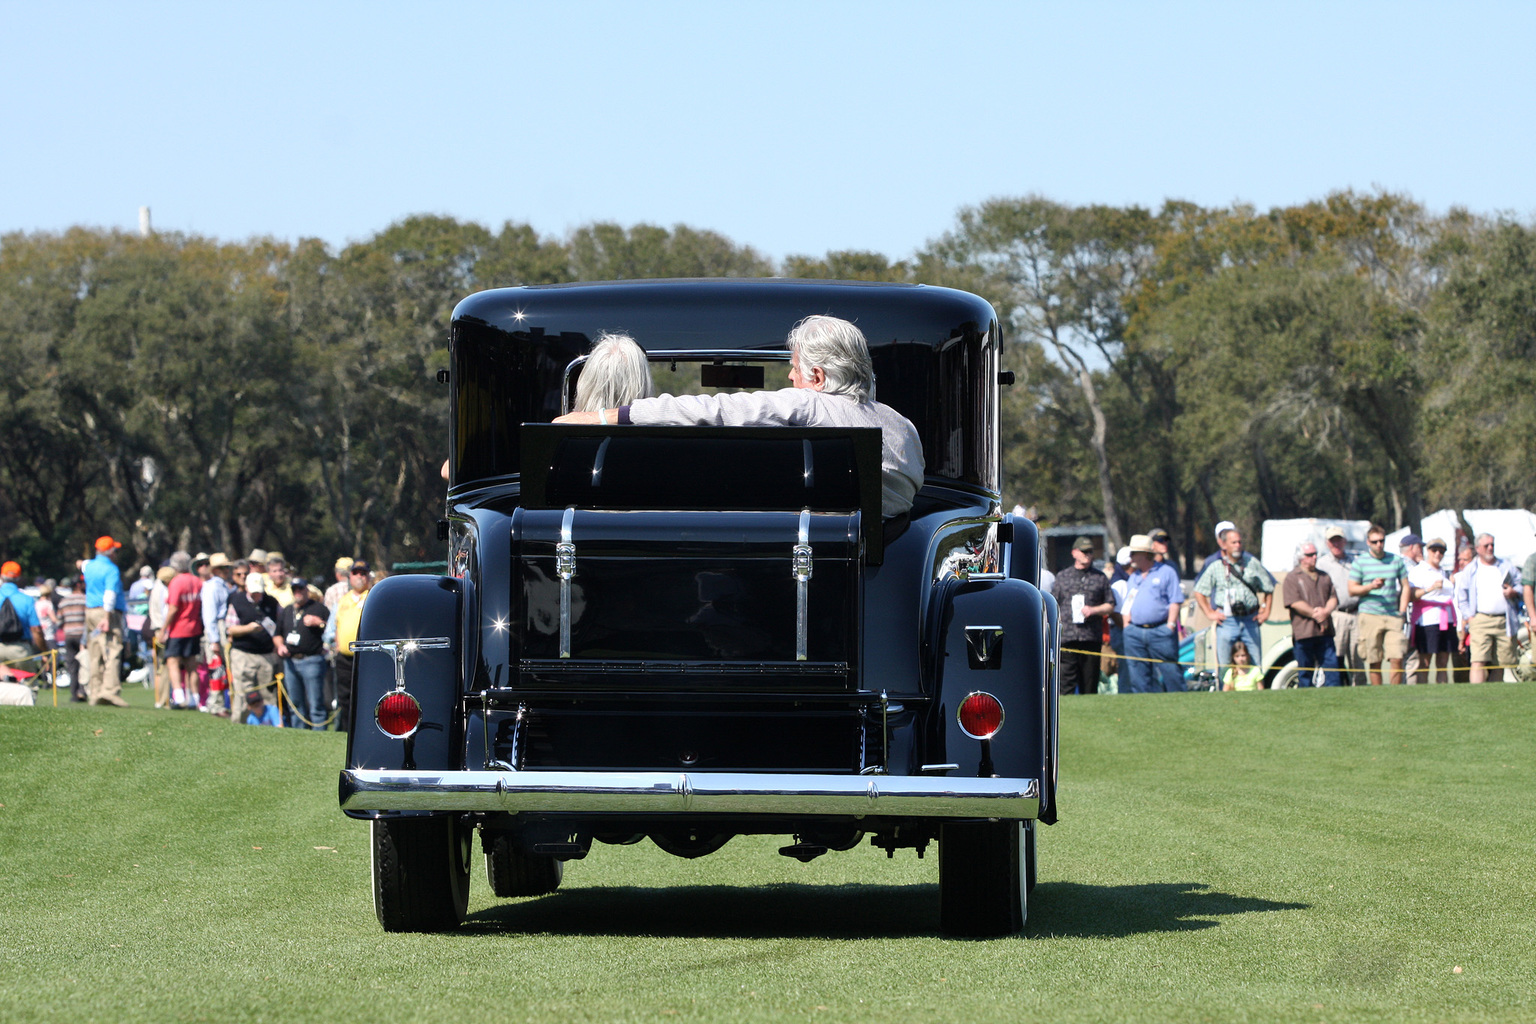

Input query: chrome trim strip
[793,508,813,662]
[350,637,452,691]
[339,769,1040,819]
[557,506,576,659]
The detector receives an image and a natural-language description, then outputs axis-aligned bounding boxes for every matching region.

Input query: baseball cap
[349,561,370,574]
[1148,528,1171,544]
[1426,537,1448,551]
[192,551,211,567]
[1213,520,1236,539]
[0,560,20,577]
[1072,536,1094,552]
[245,690,264,704]
[334,556,355,572]
[95,535,122,552]
[246,573,265,594]
[1115,546,1131,566]
[1399,533,1423,548]
[1323,525,1346,540]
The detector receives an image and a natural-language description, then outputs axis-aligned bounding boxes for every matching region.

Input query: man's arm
[1255,563,1277,620]
[30,625,45,651]
[1397,565,1411,617]
[1162,568,1182,629]
[1283,575,1311,617]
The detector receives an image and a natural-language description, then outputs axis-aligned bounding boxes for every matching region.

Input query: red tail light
[375,691,422,738]
[957,691,1004,740]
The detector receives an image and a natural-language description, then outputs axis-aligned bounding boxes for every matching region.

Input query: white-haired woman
[574,332,654,413]
[554,315,924,518]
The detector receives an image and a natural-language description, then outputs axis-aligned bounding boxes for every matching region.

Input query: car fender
[928,576,1051,810]
[345,575,463,775]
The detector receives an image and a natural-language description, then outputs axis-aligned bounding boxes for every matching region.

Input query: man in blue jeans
[1193,525,1275,687]
[276,578,330,728]
[1119,535,1185,693]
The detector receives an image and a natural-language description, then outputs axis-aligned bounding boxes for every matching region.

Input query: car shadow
[461,880,1307,940]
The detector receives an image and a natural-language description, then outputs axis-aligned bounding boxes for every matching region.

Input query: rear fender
[345,575,463,773]
[928,577,1049,802]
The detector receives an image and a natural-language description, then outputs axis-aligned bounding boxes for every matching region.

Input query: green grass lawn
[2,681,1532,1023]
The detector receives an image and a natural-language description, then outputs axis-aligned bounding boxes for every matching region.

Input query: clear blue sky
[3,1,1532,263]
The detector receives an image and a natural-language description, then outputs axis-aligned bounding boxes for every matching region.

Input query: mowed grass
[1,682,1533,1023]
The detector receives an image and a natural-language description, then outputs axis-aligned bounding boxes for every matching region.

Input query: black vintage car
[339,279,1060,937]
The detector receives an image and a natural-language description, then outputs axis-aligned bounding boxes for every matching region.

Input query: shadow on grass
[1027,882,1308,938]
[463,881,1306,939]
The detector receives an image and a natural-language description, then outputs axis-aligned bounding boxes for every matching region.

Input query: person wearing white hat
[1119,534,1185,694]
[1199,521,1237,575]
[1316,525,1360,683]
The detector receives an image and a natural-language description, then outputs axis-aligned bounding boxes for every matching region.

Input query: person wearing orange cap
[0,560,46,681]
[82,536,128,706]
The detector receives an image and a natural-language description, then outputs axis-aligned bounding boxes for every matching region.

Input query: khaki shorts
[228,647,275,695]
[1357,612,1407,664]
[1467,613,1516,667]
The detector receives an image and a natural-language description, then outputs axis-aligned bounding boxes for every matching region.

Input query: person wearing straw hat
[1119,534,1184,694]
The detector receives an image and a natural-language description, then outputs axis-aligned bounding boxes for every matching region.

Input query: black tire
[1024,818,1037,894]
[485,834,563,897]
[372,815,471,932]
[939,819,1027,937]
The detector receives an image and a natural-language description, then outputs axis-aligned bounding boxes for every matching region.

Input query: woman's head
[574,333,653,413]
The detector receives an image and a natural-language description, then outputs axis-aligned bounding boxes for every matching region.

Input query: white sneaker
[127,666,149,686]
[171,688,187,708]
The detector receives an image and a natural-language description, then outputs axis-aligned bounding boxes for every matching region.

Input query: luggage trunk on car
[492,424,883,773]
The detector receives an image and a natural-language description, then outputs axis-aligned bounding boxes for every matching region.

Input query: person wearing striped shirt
[1347,526,1409,685]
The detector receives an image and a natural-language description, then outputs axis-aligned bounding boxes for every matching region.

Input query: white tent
[1259,518,1371,574]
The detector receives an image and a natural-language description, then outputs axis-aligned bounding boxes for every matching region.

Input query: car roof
[452,278,998,351]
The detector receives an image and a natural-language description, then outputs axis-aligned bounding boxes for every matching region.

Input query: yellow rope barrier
[274,670,336,729]
[1061,646,1530,676]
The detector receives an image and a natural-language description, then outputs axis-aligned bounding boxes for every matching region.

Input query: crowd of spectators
[0,537,378,725]
[1050,521,1534,694]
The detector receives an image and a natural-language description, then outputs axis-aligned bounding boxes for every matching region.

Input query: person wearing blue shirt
[82,535,129,707]
[242,689,283,726]
[1118,534,1185,693]
[0,560,45,680]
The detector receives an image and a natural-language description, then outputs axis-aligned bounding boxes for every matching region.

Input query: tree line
[2,191,1532,578]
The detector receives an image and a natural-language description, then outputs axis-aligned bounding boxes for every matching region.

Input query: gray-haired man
[1316,526,1360,684]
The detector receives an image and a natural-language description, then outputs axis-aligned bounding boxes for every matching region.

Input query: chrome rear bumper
[339,769,1038,819]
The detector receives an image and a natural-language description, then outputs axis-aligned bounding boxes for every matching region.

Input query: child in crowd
[241,689,282,727]
[1223,642,1262,692]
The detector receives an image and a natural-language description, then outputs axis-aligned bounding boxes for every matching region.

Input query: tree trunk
[1054,344,1122,550]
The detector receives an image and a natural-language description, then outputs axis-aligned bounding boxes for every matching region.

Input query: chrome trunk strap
[556,506,576,658]
[793,509,813,662]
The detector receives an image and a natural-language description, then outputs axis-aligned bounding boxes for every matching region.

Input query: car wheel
[485,834,563,897]
[371,815,471,932]
[1269,659,1300,689]
[939,819,1026,937]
